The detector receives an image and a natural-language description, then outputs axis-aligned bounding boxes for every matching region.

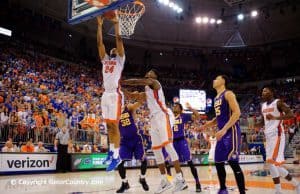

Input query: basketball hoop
[117,1,145,37]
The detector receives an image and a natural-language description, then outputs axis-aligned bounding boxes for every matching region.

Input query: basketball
[85,0,110,8]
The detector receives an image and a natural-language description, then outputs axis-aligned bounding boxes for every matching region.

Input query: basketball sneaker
[106,156,121,171]
[116,181,130,193]
[173,178,188,192]
[139,177,149,191]
[154,178,172,194]
[196,183,202,192]
[103,150,113,164]
[217,189,228,194]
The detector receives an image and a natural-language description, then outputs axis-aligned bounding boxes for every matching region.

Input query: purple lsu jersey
[119,107,139,139]
[119,107,145,160]
[173,114,192,139]
[214,90,241,162]
[171,113,192,162]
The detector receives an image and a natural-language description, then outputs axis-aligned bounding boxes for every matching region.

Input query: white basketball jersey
[145,82,168,115]
[261,99,284,136]
[101,54,125,92]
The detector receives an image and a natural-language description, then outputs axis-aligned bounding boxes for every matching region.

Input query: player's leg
[174,139,201,192]
[228,161,245,194]
[116,143,133,193]
[134,137,149,191]
[116,161,130,193]
[227,128,245,194]
[162,148,172,176]
[266,134,284,193]
[215,139,228,193]
[276,134,299,193]
[158,112,187,192]
[150,127,173,194]
[105,92,122,171]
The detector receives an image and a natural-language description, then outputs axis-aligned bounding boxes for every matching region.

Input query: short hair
[150,69,159,79]
[220,75,230,86]
[174,103,183,111]
[264,86,275,94]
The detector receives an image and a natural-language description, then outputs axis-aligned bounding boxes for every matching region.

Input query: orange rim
[118,1,145,16]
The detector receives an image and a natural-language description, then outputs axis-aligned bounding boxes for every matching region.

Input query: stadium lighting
[237,13,244,20]
[162,0,169,5]
[195,17,202,23]
[0,27,12,37]
[251,10,258,17]
[177,8,183,13]
[216,19,222,24]
[158,0,183,14]
[203,17,209,24]
[210,18,216,24]
[168,2,174,8]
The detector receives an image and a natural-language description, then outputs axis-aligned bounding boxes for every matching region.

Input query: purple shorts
[119,136,145,160]
[215,128,241,163]
[173,138,191,163]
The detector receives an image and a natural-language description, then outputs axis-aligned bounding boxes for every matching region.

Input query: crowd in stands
[0,45,299,156]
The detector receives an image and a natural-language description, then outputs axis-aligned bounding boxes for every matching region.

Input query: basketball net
[109,1,145,38]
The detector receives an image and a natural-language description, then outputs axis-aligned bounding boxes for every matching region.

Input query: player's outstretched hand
[97,16,104,25]
[216,128,226,141]
[109,12,119,24]
[185,102,192,110]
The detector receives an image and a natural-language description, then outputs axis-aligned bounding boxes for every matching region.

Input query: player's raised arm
[110,14,124,57]
[186,102,200,120]
[97,16,107,60]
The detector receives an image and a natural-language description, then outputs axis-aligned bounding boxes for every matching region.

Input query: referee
[54,127,70,172]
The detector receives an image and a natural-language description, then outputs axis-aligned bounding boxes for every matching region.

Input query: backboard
[67,0,133,25]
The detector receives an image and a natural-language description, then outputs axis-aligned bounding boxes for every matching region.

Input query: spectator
[21,140,34,152]
[34,141,49,152]
[1,140,15,152]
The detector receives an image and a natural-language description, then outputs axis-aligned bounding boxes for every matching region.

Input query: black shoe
[116,182,130,193]
[139,178,149,191]
[196,183,202,192]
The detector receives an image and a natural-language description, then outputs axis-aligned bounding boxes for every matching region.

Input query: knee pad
[277,166,289,178]
[269,164,280,178]
[153,149,164,165]
[164,143,179,162]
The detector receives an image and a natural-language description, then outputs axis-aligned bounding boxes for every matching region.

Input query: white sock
[176,173,183,180]
[109,144,114,152]
[122,178,127,183]
[140,174,146,179]
[275,184,282,192]
[291,178,299,187]
[113,148,119,159]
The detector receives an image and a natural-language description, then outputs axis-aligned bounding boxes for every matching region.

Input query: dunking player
[200,75,246,194]
[172,102,202,192]
[97,15,125,171]
[256,87,300,194]
[116,98,149,193]
[123,69,188,194]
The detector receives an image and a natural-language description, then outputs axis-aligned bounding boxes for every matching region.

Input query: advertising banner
[71,153,108,170]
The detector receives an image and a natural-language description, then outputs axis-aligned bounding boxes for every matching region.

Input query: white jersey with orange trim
[101,54,125,92]
[145,82,168,116]
[261,99,285,165]
[261,99,284,137]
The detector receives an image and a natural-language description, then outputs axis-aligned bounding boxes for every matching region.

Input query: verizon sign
[0,154,57,172]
